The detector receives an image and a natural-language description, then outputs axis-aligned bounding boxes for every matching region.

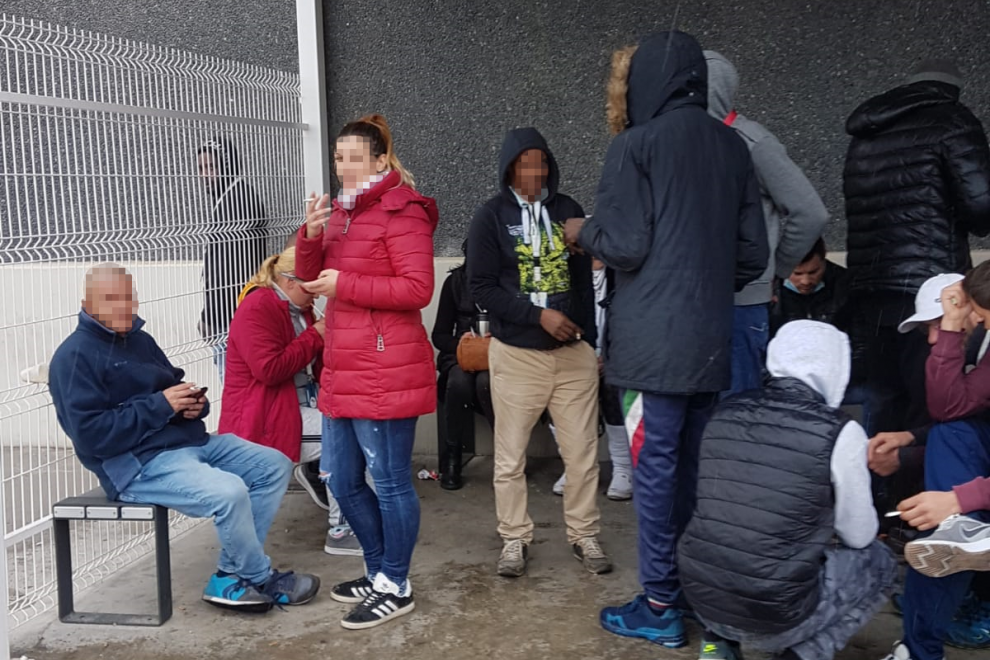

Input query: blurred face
[788,254,826,295]
[85,273,138,334]
[511,149,548,202]
[279,274,315,309]
[198,152,218,188]
[335,135,387,192]
[925,312,981,345]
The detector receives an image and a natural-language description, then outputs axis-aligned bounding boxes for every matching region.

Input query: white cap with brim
[897,273,966,334]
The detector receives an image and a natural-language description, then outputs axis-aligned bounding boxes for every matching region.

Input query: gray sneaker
[324,525,363,557]
[573,536,613,574]
[497,539,528,577]
[905,514,990,578]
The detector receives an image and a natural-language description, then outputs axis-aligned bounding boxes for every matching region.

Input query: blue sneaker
[600,594,686,648]
[945,596,990,649]
[262,569,321,606]
[202,572,273,613]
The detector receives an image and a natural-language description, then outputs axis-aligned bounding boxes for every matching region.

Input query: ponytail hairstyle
[606,45,638,136]
[248,247,298,290]
[337,113,415,188]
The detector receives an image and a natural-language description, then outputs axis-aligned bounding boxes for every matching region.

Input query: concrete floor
[8,458,968,660]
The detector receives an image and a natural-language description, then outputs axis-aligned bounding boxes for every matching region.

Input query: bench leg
[53,518,74,621]
[55,512,173,626]
[154,506,172,625]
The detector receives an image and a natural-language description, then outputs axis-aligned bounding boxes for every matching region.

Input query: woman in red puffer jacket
[296,114,437,631]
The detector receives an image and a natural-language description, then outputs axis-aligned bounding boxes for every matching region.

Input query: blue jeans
[117,433,292,585]
[633,391,717,603]
[322,416,420,585]
[903,419,990,660]
[723,304,769,398]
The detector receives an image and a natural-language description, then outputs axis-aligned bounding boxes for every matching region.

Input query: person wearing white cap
[880,260,990,660]
[868,274,978,486]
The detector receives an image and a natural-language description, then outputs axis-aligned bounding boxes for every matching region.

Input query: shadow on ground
[11,457,949,660]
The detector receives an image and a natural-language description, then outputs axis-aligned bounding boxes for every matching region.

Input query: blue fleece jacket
[48,311,210,499]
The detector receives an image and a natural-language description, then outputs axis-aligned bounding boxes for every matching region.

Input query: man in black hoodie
[564,31,768,649]
[843,60,990,447]
[197,138,268,382]
[468,128,609,579]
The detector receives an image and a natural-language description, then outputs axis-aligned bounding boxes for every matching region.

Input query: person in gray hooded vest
[678,320,896,660]
[704,51,829,397]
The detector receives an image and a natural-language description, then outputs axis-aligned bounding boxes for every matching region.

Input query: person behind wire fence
[197,137,268,383]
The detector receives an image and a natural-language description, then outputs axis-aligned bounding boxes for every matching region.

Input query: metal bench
[52,489,172,626]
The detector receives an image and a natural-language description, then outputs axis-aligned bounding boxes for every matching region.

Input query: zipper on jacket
[371,310,385,352]
[342,212,353,234]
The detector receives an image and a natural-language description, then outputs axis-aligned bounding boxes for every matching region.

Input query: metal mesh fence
[0,14,305,627]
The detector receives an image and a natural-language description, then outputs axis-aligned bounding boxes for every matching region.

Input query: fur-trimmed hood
[607,31,707,134]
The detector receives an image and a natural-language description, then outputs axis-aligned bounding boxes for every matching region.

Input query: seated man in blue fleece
[48,263,320,613]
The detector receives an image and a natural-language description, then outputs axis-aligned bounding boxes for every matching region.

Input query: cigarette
[884,511,902,518]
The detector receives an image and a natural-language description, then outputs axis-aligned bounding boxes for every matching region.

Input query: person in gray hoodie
[705,51,829,397]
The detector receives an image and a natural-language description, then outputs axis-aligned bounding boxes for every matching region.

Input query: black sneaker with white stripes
[341,589,415,630]
[329,576,375,604]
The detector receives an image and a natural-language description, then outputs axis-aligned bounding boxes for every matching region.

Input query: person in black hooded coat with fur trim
[564,30,768,649]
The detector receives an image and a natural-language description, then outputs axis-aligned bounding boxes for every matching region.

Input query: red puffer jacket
[295,171,438,420]
[219,287,323,461]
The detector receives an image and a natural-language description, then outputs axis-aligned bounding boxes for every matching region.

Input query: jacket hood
[766,320,850,408]
[846,80,960,137]
[627,31,707,127]
[371,171,440,230]
[703,50,739,120]
[498,127,560,201]
[198,137,242,197]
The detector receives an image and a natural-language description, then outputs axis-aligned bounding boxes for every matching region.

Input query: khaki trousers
[489,337,601,544]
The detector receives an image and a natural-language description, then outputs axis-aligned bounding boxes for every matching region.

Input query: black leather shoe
[440,454,463,490]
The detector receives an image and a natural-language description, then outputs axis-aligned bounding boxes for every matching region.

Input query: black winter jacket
[199,139,267,340]
[468,128,596,351]
[431,265,476,379]
[844,81,990,304]
[678,378,848,634]
[578,31,768,394]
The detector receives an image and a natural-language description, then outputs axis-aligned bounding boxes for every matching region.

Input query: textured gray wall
[324,0,990,256]
[7,1,990,256]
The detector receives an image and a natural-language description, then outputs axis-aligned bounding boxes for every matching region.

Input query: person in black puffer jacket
[843,59,990,440]
[678,321,896,660]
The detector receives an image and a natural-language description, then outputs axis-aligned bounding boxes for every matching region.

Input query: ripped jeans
[321,416,420,585]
